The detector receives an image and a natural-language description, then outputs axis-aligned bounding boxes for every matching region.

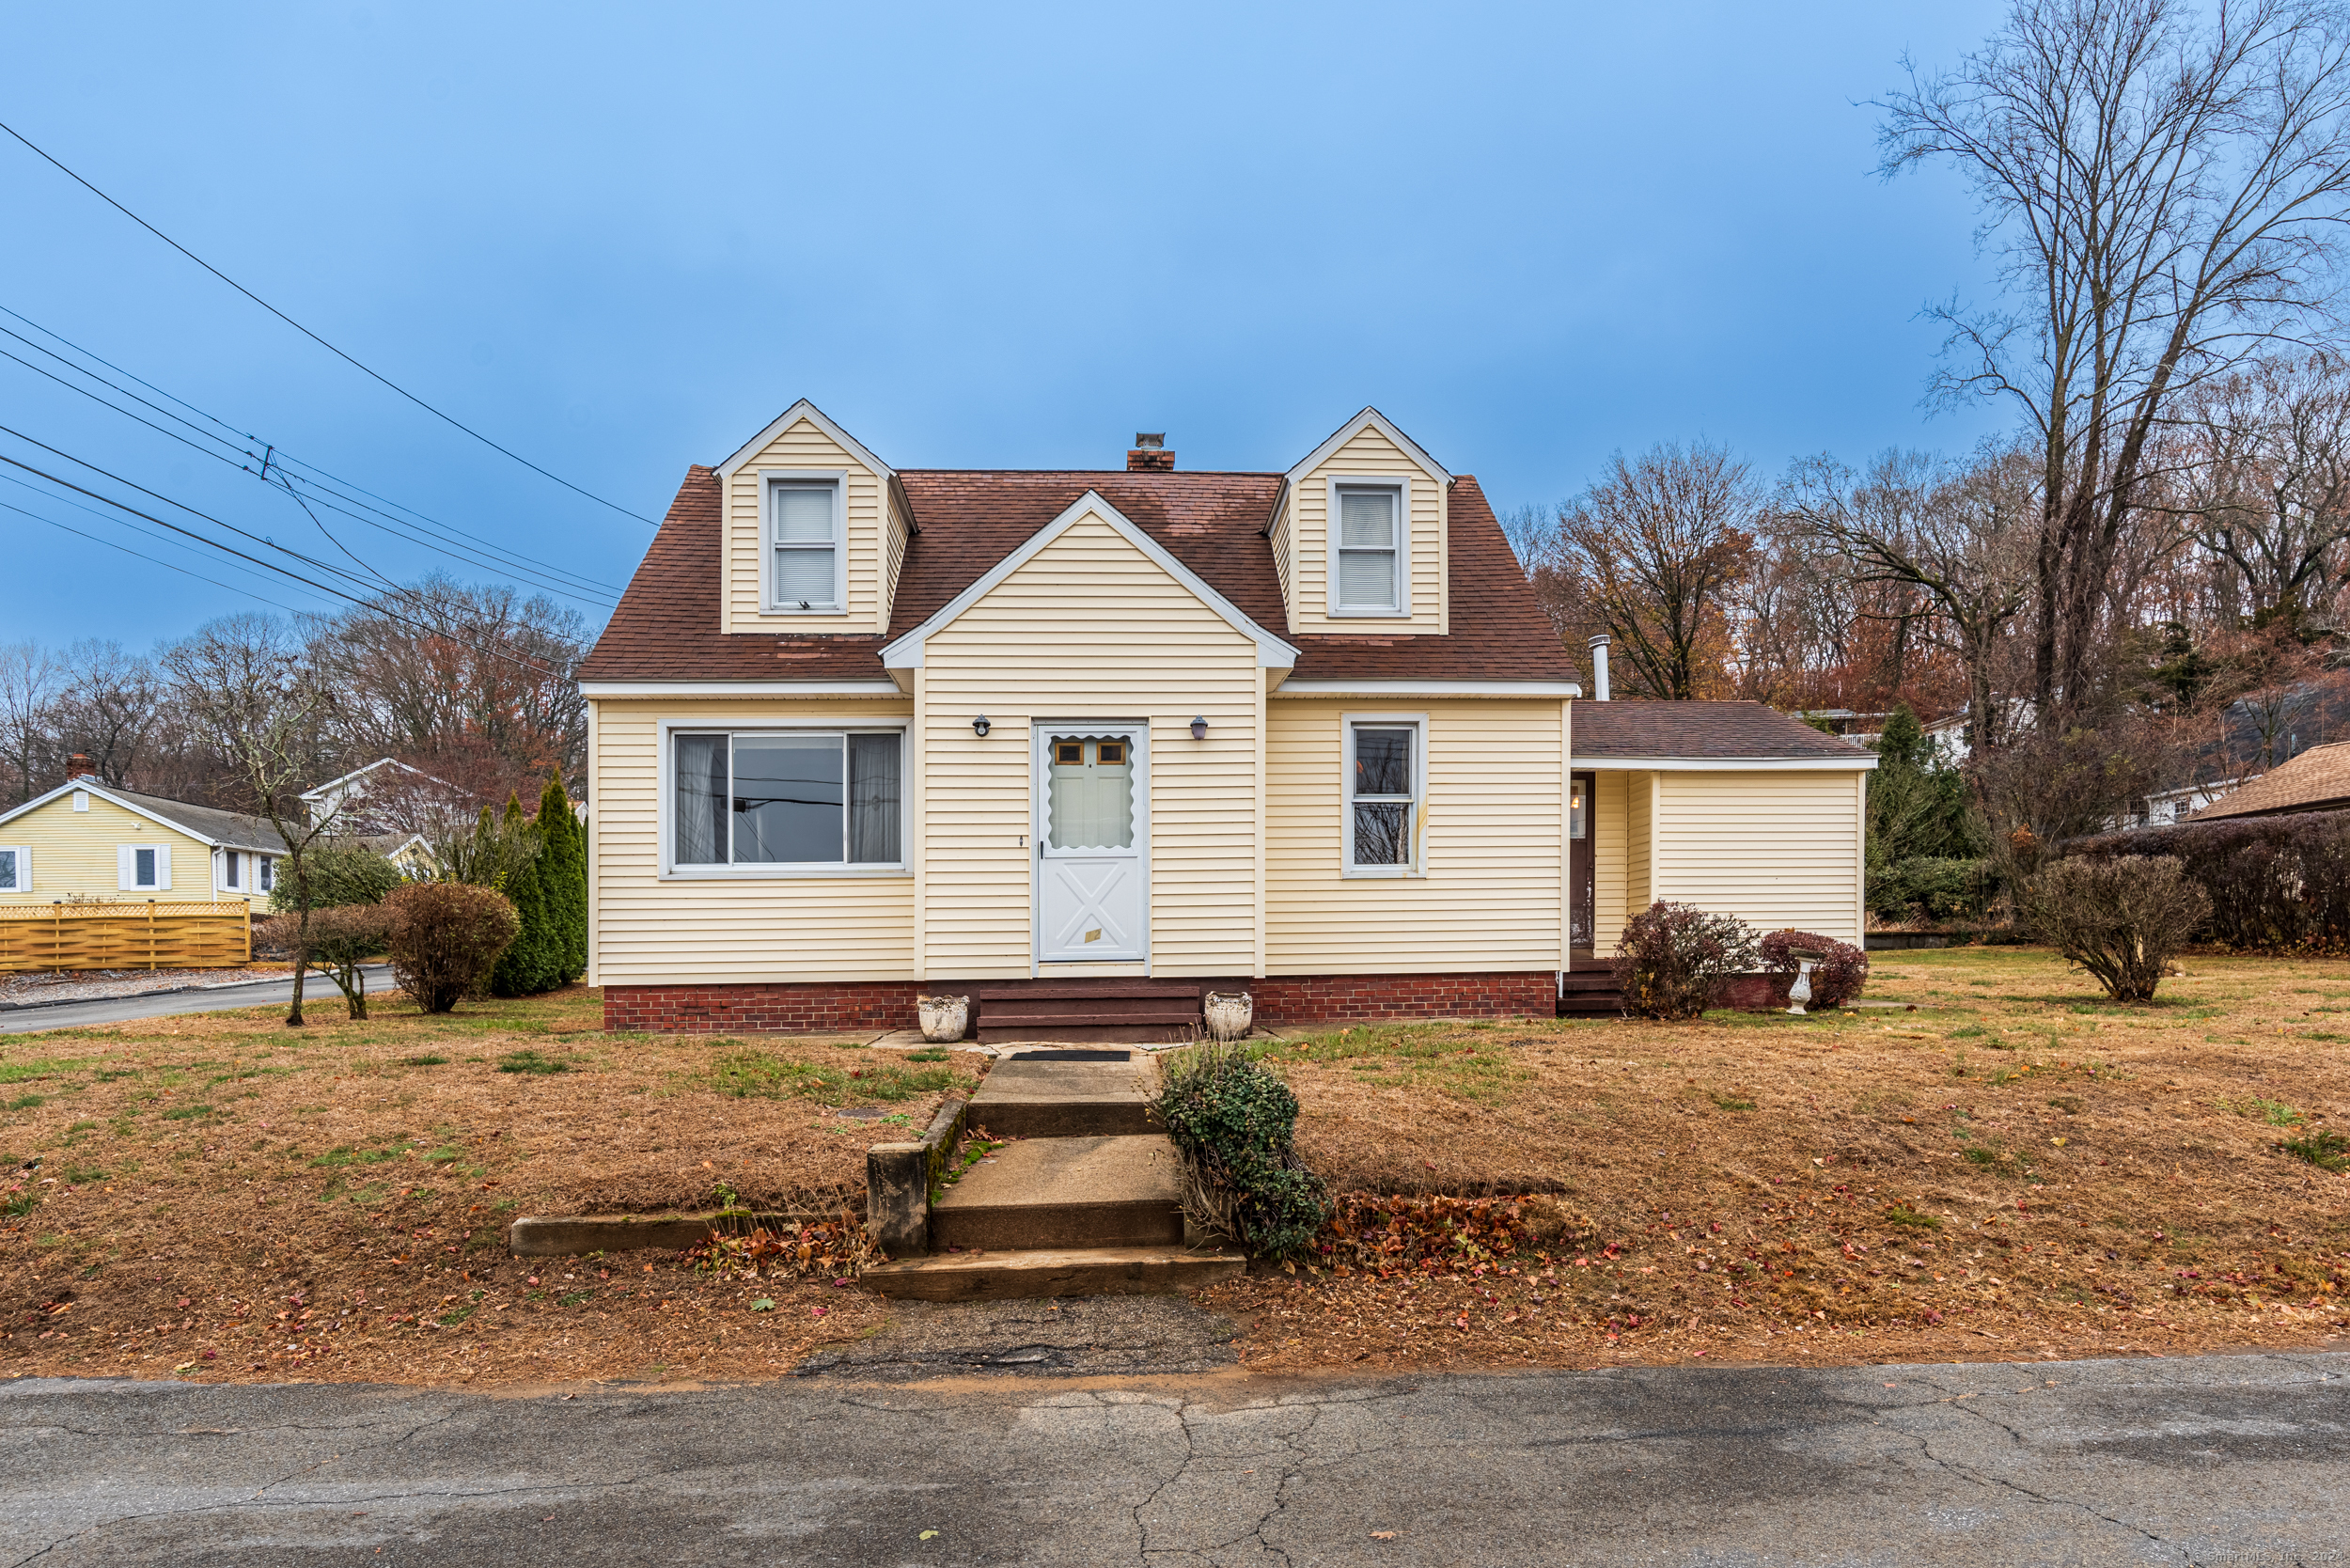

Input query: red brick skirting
[1236,971,1557,1026]
[603,981,921,1035]
[603,970,1559,1034]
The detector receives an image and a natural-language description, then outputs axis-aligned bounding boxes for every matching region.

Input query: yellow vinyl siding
[1653,770,1864,944]
[917,509,1262,980]
[1267,494,1293,634]
[1287,424,1448,636]
[1590,768,1630,950]
[1265,699,1563,974]
[587,698,916,986]
[881,482,911,634]
[1624,771,1653,916]
[721,416,885,634]
[0,793,239,907]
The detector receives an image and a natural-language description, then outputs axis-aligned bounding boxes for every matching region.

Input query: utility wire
[0,118,659,526]
[0,495,317,616]
[0,440,566,678]
[0,308,624,602]
[0,468,339,608]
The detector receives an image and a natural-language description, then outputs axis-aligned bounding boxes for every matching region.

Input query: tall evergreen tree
[538,773,587,984]
[488,792,553,996]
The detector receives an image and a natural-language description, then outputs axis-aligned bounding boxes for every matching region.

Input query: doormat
[1006,1049,1135,1062]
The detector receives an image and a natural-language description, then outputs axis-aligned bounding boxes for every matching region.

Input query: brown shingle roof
[2192,740,2350,821]
[578,466,1578,683]
[1571,700,1868,761]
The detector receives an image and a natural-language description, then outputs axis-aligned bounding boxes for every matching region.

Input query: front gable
[881,491,1297,675]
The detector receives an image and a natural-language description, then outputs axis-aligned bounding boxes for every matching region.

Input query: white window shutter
[155,845,171,890]
[118,844,135,889]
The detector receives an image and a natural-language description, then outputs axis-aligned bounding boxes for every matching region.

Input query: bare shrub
[382,882,519,1013]
[255,904,389,1021]
[1759,929,1869,1010]
[2025,855,2210,1003]
[1613,902,1760,1021]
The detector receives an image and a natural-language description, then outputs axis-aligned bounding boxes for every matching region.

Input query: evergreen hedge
[485,777,588,996]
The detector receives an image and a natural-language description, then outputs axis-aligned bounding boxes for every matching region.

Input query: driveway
[0,966,395,1034]
[2,1351,2342,1564]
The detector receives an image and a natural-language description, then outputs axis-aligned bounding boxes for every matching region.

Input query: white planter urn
[1203,990,1254,1042]
[1785,957,1819,1015]
[916,994,969,1043]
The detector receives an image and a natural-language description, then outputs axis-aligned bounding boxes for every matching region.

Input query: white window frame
[118,842,172,891]
[0,845,26,893]
[1341,712,1427,877]
[221,849,240,890]
[1325,475,1411,619]
[658,718,911,879]
[258,855,274,893]
[760,469,848,614]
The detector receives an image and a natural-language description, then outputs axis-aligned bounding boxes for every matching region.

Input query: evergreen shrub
[1152,1043,1330,1261]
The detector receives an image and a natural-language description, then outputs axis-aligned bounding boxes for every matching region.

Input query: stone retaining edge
[865,1093,969,1260]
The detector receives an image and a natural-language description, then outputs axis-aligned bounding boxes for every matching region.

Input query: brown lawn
[1207,945,2350,1373]
[0,987,978,1386]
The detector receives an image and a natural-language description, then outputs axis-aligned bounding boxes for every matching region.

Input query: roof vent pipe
[1587,634,1610,701]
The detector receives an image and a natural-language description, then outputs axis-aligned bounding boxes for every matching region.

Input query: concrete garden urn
[916,994,970,1043]
[1203,990,1253,1042]
[1784,952,1822,1015]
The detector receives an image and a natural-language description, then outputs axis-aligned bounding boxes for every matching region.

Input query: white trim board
[715,400,895,481]
[581,682,905,699]
[1284,406,1451,485]
[1571,754,1879,772]
[1276,680,1583,698]
[880,491,1300,670]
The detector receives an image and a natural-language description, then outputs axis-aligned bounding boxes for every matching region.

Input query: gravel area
[0,964,291,1008]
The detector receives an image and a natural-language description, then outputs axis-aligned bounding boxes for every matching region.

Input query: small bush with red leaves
[1611,902,1760,1021]
[1759,929,1869,1009]
[382,881,520,1013]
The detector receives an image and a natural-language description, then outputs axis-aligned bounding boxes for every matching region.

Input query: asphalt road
[0,967,394,1035]
[2,1351,2343,1565]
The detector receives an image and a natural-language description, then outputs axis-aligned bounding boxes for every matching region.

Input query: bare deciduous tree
[1553,441,1761,700]
[1881,0,2350,725]
[2177,351,2350,626]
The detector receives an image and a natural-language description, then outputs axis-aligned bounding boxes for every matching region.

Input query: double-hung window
[673,729,904,871]
[1346,718,1422,873]
[118,844,170,891]
[0,846,25,892]
[1332,481,1404,615]
[224,851,240,889]
[767,475,843,612]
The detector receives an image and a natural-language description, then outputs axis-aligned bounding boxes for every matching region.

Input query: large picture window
[674,730,902,869]
[1347,718,1422,872]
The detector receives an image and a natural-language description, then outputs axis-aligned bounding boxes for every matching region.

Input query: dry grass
[0,985,978,1386]
[1206,945,2350,1373]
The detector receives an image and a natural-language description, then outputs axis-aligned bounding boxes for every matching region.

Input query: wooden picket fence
[0,902,254,974]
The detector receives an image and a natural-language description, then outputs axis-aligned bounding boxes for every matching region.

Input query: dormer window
[765,473,845,612]
[1331,479,1406,615]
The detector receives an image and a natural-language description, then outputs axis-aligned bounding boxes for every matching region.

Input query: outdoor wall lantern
[972,715,991,737]
[1189,716,1209,741]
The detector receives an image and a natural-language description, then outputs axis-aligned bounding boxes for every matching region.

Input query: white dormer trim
[881,491,1300,670]
[716,400,895,481]
[1283,406,1451,485]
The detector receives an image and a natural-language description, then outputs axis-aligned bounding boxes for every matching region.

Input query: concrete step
[977,1023,1198,1045]
[966,1057,1158,1138]
[863,1245,1246,1301]
[932,1134,1183,1250]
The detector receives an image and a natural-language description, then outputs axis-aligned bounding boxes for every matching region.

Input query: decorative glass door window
[1046,737,1134,850]
[1569,778,1587,839]
[673,730,902,867]
[1349,724,1418,870]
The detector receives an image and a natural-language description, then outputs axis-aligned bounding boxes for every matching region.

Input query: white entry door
[1033,725,1148,964]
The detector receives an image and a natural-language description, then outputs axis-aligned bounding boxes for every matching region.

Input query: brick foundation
[603,980,921,1035]
[603,970,1559,1034]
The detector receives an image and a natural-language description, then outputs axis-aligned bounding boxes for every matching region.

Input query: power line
[0,118,659,527]
[0,306,624,603]
[0,438,568,679]
[0,495,317,616]
[0,468,341,609]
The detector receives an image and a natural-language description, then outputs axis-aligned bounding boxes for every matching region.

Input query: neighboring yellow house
[578,403,1873,1038]
[0,773,286,907]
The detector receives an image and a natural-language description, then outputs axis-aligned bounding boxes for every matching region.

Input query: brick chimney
[68,752,94,781]
[1126,432,1174,472]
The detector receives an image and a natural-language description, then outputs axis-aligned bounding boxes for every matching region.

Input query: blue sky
[1,1,2011,648]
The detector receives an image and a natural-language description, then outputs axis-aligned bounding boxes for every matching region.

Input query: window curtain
[1047,742,1134,849]
[674,733,728,864]
[848,733,901,863]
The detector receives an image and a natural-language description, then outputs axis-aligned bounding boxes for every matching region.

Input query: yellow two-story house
[579,404,1872,1037]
